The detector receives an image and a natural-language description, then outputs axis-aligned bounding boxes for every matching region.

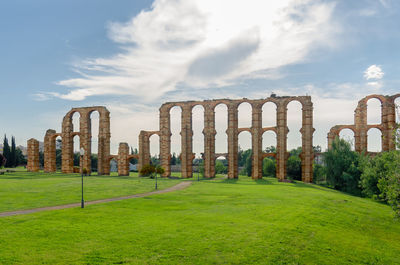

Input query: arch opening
[367,128,382,152]
[73,135,80,167]
[215,103,228,153]
[72,112,80,133]
[287,100,302,151]
[149,134,160,165]
[55,135,62,171]
[192,105,204,159]
[170,106,182,158]
[262,102,277,127]
[339,128,355,150]
[238,130,252,177]
[238,102,252,128]
[262,130,277,153]
[367,98,381,124]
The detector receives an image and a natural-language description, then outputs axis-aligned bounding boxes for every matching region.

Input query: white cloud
[364,64,384,80]
[48,0,338,102]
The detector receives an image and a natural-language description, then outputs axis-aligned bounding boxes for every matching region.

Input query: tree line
[1,135,26,168]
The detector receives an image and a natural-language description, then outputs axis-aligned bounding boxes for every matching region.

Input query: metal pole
[81,156,84,208]
[155,173,158,190]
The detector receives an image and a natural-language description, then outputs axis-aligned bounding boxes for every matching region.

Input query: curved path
[0,181,192,218]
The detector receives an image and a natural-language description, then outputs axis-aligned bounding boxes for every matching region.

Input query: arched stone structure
[43,106,111,175]
[328,94,398,153]
[138,130,160,173]
[155,96,314,182]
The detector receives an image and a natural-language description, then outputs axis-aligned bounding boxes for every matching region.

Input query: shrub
[155,165,165,175]
[287,155,301,180]
[313,164,326,184]
[376,151,400,217]
[140,164,156,177]
[215,160,227,174]
[262,158,276,177]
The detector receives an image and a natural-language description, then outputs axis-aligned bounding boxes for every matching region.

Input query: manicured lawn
[0,171,182,212]
[1,176,400,264]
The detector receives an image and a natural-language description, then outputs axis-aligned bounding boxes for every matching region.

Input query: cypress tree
[10,136,16,167]
[3,135,10,168]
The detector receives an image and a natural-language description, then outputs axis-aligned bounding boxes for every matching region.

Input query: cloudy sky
[1,0,399,155]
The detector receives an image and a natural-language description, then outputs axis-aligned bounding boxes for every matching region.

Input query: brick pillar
[159,105,171,177]
[118,142,130,176]
[251,102,262,179]
[27,138,40,172]
[44,129,57,172]
[98,109,111,175]
[355,101,367,152]
[227,103,239,179]
[327,130,338,150]
[203,104,216,178]
[383,99,396,151]
[180,104,193,178]
[61,113,74,173]
[300,99,314,183]
[276,103,288,181]
[138,131,151,174]
[80,111,92,175]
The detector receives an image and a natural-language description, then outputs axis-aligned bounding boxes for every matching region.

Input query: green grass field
[1,173,400,264]
[0,171,181,212]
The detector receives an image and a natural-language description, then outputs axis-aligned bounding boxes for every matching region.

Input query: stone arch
[108,155,118,174]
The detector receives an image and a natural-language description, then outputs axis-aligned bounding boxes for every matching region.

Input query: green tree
[286,147,302,180]
[244,152,252,176]
[3,135,11,167]
[324,137,362,195]
[215,159,227,174]
[264,146,276,153]
[15,148,26,166]
[171,153,177,165]
[287,155,301,180]
[262,157,276,177]
[130,147,138,164]
[10,136,16,167]
[0,153,6,168]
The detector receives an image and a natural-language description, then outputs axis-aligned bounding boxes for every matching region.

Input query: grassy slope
[1,177,400,264]
[0,171,181,212]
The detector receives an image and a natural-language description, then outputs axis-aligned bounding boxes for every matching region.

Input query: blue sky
[1,0,399,155]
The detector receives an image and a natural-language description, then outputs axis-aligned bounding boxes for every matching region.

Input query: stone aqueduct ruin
[328,94,400,153]
[26,94,399,182]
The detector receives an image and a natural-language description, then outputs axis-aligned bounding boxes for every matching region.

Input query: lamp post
[80,147,85,208]
[197,160,200,181]
[155,171,158,190]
